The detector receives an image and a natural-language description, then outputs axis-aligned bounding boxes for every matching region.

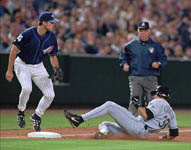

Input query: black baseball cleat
[64,110,84,128]
[17,111,25,128]
[30,113,41,132]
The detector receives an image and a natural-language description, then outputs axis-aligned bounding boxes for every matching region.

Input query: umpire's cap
[151,85,171,100]
[39,11,59,23]
[138,21,150,30]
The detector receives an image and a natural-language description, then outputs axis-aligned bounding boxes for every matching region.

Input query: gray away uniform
[81,99,178,138]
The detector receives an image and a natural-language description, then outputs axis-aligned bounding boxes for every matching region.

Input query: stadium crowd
[0,0,191,59]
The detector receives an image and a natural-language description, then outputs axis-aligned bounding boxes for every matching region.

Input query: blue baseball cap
[39,11,59,23]
[138,21,150,30]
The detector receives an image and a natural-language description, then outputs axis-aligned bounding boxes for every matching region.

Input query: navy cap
[39,11,59,23]
[138,21,150,30]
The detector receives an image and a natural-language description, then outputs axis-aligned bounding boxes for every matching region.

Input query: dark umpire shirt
[119,38,167,76]
[13,26,58,64]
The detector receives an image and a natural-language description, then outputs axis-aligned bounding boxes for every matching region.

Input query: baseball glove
[49,67,63,81]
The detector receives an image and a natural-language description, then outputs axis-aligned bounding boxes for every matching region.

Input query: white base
[27,131,61,138]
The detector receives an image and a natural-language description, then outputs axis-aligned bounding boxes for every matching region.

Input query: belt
[144,125,155,133]
[144,125,148,130]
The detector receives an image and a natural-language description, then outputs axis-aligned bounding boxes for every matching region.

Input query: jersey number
[17,34,23,42]
[159,116,170,129]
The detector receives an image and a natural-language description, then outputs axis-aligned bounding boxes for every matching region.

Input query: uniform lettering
[159,116,170,129]
[17,34,23,42]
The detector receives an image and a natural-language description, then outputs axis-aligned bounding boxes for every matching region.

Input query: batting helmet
[151,85,171,100]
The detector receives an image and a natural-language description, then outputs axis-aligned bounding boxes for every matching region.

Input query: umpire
[119,21,167,116]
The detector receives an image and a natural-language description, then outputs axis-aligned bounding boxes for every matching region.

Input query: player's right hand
[131,96,141,109]
[123,64,129,72]
[5,71,13,82]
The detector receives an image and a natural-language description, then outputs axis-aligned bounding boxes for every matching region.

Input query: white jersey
[138,98,178,134]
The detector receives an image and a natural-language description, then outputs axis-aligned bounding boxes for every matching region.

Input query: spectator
[183,47,191,60]
[83,32,99,54]
[177,16,191,50]
[98,45,110,56]
[0,1,10,17]
[0,0,191,58]
[12,12,25,35]
[164,47,174,57]
[101,12,117,36]
[63,38,73,54]
[73,38,85,54]
[174,45,184,58]
[57,37,64,53]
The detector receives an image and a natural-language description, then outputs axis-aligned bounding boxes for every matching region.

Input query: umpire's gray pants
[128,76,158,116]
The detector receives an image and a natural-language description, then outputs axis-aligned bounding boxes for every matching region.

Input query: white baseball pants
[14,57,55,117]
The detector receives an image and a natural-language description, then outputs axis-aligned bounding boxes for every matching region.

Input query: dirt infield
[1,127,191,142]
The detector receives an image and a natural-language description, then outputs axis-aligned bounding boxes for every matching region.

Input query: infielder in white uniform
[64,86,179,139]
[5,12,63,132]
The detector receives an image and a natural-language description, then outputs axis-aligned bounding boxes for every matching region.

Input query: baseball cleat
[17,111,25,128]
[64,110,84,128]
[94,131,113,139]
[30,113,41,132]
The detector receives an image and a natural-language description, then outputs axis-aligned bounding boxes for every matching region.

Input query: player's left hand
[159,134,176,140]
[152,62,160,69]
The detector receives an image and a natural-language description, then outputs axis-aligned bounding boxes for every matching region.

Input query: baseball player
[64,86,179,139]
[5,11,63,132]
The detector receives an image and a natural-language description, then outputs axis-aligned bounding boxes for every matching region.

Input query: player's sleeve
[13,31,28,50]
[50,35,58,56]
[169,111,179,137]
[146,100,161,117]
[145,108,154,120]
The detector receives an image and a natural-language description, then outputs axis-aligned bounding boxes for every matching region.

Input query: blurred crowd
[0,0,191,59]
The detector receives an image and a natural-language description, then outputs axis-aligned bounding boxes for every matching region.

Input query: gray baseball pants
[81,101,149,138]
[128,76,158,116]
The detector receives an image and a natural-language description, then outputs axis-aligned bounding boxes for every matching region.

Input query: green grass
[176,114,191,128]
[1,139,191,150]
[0,112,190,130]
[0,112,115,130]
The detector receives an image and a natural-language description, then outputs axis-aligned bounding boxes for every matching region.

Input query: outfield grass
[176,114,191,128]
[0,112,191,130]
[1,139,191,150]
[0,113,115,130]
[1,111,191,150]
